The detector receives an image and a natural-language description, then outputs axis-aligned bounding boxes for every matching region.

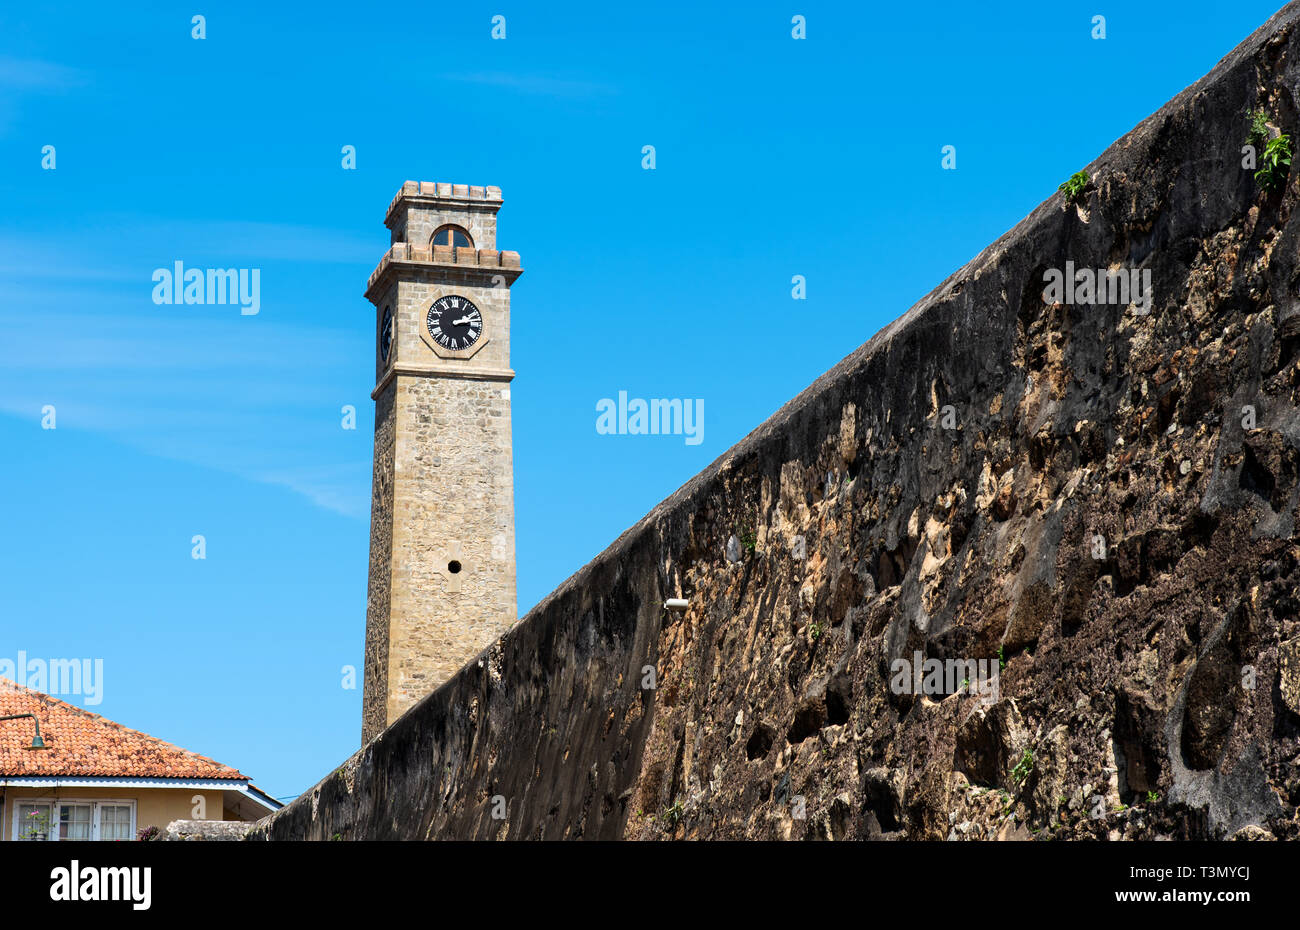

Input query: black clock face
[380,307,393,362]
[426,295,483,351]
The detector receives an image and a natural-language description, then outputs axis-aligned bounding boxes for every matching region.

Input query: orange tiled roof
[0,679,246,780]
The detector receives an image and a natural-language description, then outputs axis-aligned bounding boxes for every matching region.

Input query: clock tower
[361,181,522,744]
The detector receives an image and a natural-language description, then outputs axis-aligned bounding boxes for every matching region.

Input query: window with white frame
[58,803,92,840]
[10,800,135,841]
[16,802,52,841]
[99,805,133,841]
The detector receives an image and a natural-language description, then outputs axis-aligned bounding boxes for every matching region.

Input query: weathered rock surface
[253,3,1300,841]
[159,820,253,841]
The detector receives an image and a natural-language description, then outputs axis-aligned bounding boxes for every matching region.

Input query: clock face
[426,295,483,351]
[380,307,394,362]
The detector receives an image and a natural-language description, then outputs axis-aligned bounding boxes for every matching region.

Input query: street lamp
[0,713,46,749]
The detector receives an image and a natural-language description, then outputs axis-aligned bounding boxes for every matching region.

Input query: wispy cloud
[0,243,144,284]
[0,219,375,286]
[0,306,354,374]
[0,55,86,91]
[141,220,376,265]
[254,464,370,518]
[0,213,376,520]
[442,71,616,98]
[0,299,371,519]
[0,55,86,135]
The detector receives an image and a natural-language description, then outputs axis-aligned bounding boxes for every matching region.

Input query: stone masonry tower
[361,181,521,744]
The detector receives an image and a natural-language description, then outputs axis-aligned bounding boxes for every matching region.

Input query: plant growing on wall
[1246,109,1292,193]
[1256,134,1293,193]
[1248,109,1272,149]
[1010,748,1034,785]
[1058,170,1090,204]
[731,503,759,555]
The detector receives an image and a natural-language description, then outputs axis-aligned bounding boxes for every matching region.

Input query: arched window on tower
[432,225,473,250]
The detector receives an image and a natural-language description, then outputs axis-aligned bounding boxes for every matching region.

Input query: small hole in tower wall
[448,560,462,574]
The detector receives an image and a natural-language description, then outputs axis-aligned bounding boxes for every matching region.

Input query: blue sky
[0,1,1283,801]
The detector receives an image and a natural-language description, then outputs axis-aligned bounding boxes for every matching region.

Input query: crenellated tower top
[384,180,505,252]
